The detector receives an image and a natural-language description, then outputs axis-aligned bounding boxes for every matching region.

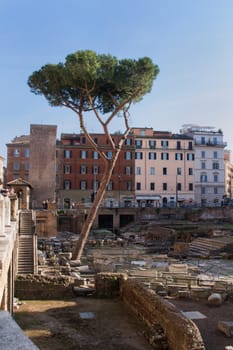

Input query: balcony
[195,141,227,147]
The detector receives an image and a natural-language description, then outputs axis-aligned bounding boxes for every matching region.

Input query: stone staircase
[17,211,37,275]
[189,237,227,258]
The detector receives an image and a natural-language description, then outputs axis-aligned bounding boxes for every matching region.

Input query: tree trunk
[72,157,118,261]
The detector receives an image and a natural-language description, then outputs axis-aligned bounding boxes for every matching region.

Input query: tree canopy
[28,50,159,117]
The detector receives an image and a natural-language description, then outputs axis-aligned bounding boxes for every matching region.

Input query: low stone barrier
[121,279,205,350]
[15,274,74,299]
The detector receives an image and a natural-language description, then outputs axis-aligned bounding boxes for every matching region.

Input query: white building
[181,124,226,206]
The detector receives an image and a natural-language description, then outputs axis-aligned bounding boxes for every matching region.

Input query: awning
[136,195,161,200]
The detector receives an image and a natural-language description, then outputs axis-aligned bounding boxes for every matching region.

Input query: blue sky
[1,0,233,161]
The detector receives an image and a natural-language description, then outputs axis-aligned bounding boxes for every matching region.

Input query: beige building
[224,150,233,201]
[131,128,195,208]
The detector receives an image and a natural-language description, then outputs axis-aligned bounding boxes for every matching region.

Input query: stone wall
[95,272,128,298]
[35,209,57,237]
[15,275,74,300]
[121,279,205,350]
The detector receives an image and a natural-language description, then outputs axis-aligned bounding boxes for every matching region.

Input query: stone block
[208,293,223,306]
[218,321,233,337]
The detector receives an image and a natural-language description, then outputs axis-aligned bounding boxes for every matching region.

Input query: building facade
[224,150,233,202]
[6,135,30,182]
[5,123,230,209]
[181,124,226,206]
[56,132,135,208]
[131,128,195,208]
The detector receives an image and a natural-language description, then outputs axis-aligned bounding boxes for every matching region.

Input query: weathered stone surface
[218,321,233,337]
[208,293,223,306]
[95,272,128,298]
[15,274,74,299]
[121,280,205,350]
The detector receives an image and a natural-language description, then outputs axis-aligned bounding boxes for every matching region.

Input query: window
[126,181,132,191]
[176,141,181,150]
[107,181,114,191]
[214,174,218,182]
[136,182,141,190]
[149,140,156,149]
[201,162,206,169]
[81,150,87,159]
[189,183,193,191]
[125,166,131,175]
[163,183,167,191]
[13,148,20,157]
[214,187,218,194]
[80,180,87,190]
[161,152,169,160]
[93,165,99,174]
[25,163,30,171]
[175,153,183,160]
[189,168,193,175]
[213,151,218,159]
[64,150,71,159]
[64,165,71,174]
[135,152,143,159]
[93,180,99,191]
[82,137,86,144]
[150,182,155,190]
[188,142,193,150]
[200,174,207,182]
[135,140,142,148]
[13,162,20,170]
[107,151,112,159]
[213,137,217,145]
[177,167,181,175]
[25,148,30,157]
[150,167,155,175]
[187,153,194,161]
[149,152,156,160]
[201,137,205,145]
[201,151,205,158]
[177,183,182,191]
[93,151,99,159]
[161,140,168,148]
[80,165,87,174]
[213,162,219,169]
[163,167,167,175]
[125,151,131,160]
[136,167,141,175]
[125,138,132,145]
[201,187,206,194]
[64,180,71,190]
[94,137,98,144]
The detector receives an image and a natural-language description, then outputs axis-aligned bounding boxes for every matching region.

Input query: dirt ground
[170,298,233,350]
[14,297,154,350]
[14,296,233,350]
